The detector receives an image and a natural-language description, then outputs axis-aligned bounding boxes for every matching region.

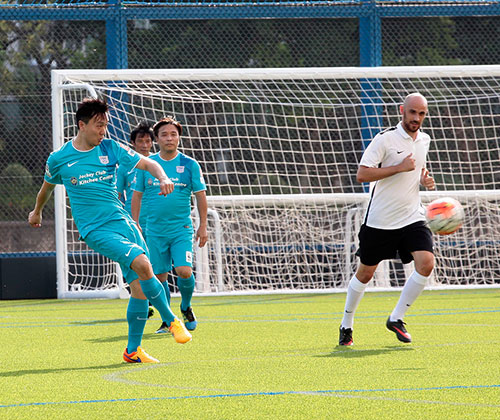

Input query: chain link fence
[1,9,500,253]
[0,20,106,253]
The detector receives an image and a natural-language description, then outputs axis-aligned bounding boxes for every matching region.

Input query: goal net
[51,66,500,298]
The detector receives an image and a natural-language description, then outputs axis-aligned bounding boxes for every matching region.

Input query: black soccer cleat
[180,306,197,331]
[339,326,353,346]
[386,317,412,343]
[155,321,169,334]
[147,305,155,319]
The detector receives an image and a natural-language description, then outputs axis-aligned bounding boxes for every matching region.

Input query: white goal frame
[52,65,500,298]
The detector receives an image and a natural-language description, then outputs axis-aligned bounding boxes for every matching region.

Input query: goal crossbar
[54,65,500,82]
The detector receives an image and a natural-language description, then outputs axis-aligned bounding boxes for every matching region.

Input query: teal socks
[160,280,171,306]
[140,276,175,325]
[177,274,195,311]
[126,297,148,353]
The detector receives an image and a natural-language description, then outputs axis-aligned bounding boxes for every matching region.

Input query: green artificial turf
[1,289,499,419]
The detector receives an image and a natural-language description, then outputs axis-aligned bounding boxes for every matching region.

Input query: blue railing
[2,0,499,5]
[3,0,500,70]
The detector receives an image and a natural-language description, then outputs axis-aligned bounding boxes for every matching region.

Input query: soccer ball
[425,197,464,235]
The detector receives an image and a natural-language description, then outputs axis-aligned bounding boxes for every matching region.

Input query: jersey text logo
[67,161,79,167]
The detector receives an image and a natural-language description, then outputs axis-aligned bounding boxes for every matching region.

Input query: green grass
[1,289,499,419]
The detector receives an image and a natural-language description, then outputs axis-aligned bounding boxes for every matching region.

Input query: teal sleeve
[44,153,62,185]
[191,160,207,193]
[114,141,141,172]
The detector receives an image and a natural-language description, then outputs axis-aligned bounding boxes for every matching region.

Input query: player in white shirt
[339,93,436,346]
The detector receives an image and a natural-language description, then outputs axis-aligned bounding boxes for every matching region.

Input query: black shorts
[355,221,433,266]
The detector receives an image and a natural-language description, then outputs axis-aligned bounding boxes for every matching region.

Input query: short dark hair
[130,121,154,143]
[75,97,108,125]
[153,116,182,137]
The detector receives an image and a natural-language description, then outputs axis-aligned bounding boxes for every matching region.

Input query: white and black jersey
[360,122,431,230]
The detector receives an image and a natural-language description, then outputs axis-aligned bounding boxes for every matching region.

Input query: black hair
[130,121,154,143]
[75,97,108,125]
[153,116,183,137]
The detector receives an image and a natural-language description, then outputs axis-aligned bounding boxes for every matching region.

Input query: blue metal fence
[3,0,500,69]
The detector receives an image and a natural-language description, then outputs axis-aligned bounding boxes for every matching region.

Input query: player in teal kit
[132,116,208,334]
[28,98,192,363]
[116,121,154,234]
[116,122,155,318]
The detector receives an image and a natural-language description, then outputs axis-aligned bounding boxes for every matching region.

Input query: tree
[0,20,106,222]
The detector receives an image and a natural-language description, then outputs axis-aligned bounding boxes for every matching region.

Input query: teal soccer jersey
[133,152,206,238]
[116,164,135,215]
[44,139,141,239]
[117,165,148,230]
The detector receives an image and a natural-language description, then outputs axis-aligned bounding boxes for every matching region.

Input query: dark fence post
[106,0,130,143]
[359,0,383,191]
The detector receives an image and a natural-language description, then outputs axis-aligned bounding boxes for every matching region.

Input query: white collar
[396,122,421,142]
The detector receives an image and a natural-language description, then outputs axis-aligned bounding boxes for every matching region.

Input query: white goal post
[51,65,500,298]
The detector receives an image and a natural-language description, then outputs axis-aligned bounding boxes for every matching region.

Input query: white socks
[341,270,430,329]
[341,276,368,329]
[390,270,430,322]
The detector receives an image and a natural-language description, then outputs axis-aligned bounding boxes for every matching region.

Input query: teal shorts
[85,218,149,284]
[147,230,193,275]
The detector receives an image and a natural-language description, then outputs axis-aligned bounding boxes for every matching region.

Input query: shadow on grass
[84,331,173,344]
[0,363,127,377]
[84,334,128,344]
[318,345,415,358]
[146,332,173,340]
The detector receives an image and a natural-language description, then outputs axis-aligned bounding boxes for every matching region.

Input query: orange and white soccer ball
[425,197,464,235]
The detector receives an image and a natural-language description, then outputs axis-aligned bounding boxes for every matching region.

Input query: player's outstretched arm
[28,181,56,227]
[135,156,174,195]
[195,190,208,248]
[357,153,416,183]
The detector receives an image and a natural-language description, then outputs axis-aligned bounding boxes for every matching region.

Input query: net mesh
[55,68,500,295]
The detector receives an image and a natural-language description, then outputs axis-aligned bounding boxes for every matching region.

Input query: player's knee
[417,261,434,277]
[355,265,376,283]
[175,266,192,279]
[415,253,435,277]
[130,254,154,280]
